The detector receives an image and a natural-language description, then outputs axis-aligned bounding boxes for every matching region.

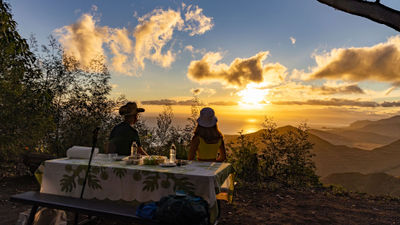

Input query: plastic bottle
[131,142,138,157]
[169,144,176,163]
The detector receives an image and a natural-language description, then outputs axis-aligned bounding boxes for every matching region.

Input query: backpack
[155,194,209,225]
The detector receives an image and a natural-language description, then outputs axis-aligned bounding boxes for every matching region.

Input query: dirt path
[2,176,400,225]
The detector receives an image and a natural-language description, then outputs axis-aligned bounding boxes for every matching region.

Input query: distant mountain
[345,115,400,138]
[225,126,400,178]
[309,115,400,150]
[322,172,400,197]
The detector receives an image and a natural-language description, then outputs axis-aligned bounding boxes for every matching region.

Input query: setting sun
[237,83,270,108]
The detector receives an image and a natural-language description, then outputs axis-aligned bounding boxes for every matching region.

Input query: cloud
[308,36,400,86]
[271,98,400,107]
[185,45,194,52]
[290,37,296,45]
[190,88,216,97]
[183,5,214,36]
[184,45,206,56]
[55,5,213,75]
[313,84,365,95]
[134,8,184,69]
[142,99,236,106]
[209,101,237,106]
[55,14,109,69]
[141,99,198,106]
[381,101,400,107]
[191,88,202,95]
[187,51,287,88]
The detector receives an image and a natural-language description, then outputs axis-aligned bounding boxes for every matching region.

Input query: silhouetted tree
[0,1,53,160]
[317,0,400,32]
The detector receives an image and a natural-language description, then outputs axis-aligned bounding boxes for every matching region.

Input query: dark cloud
[272,98,381,107]
[308,36,400,85]
[381,101,400,107]
[191,88,202,95]
[141,99,197,106]
[208,101,237,106]
[314,84,365,95]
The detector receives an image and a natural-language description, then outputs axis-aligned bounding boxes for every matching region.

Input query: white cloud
[55,5,213,75]
[134,8,184,69]
[290,37,296,45]
[183,5,214,36]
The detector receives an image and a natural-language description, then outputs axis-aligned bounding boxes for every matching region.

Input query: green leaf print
[113,168,127,179]
[87,174,102,190]
[142,172,160,192]
[60,164,104,192]
[172,176,195,194]
[60,174,76,192]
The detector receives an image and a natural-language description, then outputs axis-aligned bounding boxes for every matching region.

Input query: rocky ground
[2,175,400,225]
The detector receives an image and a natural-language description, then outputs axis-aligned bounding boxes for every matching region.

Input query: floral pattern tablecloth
[39,158,233,207]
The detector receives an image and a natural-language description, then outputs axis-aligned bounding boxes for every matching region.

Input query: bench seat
[10,191,159,225]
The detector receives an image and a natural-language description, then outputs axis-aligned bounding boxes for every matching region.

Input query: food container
[123,155,142,165]
[125,159,141,165]
[142,155,167,165]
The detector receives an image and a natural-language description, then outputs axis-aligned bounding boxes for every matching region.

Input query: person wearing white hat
[107,102,148,156]
[188,107,226,162]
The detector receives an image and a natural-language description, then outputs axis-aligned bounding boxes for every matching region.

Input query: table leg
[27,205,38,225]
[74,212,79,225]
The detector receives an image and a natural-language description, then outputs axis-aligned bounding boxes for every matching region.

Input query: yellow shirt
[196,137,222,161]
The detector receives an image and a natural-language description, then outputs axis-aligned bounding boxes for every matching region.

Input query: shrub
[227,131,260,184]
[227,118,321,189]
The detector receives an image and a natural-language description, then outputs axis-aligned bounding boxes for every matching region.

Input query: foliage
[0,1,53,160]
[31,36,124,156]
[138,103,197,158]
[227,118,320,188]
[227,131,260,184]
[259,119,320,187]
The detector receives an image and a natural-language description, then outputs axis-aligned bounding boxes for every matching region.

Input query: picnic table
[34,155,233,223]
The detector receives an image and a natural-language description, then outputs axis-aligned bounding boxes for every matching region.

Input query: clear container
[169,144,176,163]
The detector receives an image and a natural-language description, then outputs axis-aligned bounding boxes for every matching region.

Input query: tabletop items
[66,146,99,159]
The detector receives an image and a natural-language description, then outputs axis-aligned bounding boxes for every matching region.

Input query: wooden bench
[10,191,159,225]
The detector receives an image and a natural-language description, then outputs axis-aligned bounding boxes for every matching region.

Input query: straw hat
[119,102,145,116]
[197,107,218,127]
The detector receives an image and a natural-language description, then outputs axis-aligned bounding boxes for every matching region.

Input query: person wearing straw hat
[188,107,226,162]
[107,102,148,156]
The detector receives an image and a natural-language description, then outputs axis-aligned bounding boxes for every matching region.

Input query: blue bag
[135,202,158,219]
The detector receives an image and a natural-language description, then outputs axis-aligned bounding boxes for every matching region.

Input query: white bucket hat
[197,107,218,128]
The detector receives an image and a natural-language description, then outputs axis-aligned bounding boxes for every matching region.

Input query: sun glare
[237,83,270,109]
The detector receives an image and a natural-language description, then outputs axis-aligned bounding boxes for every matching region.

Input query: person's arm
[188,135,199,160]
[216,139,226,162]
[138,146,148,156]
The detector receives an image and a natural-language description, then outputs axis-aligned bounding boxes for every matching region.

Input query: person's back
[188,107,226,162]
[109,121,139,155]
[107,102,148,156]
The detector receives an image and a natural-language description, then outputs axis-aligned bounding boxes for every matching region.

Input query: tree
[0,1,53,160]
[317,0,400,32]
[31,36,123,156]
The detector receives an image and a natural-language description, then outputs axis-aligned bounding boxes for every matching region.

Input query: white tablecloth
[39,158,232,207]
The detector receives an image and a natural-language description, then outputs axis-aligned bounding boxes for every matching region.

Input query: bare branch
[317,0,400,32]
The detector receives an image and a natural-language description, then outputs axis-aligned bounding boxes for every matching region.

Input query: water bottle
[131,142,138,157]
[169,144,176,163]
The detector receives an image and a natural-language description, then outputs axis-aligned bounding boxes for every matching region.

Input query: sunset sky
[9,0,400,134]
